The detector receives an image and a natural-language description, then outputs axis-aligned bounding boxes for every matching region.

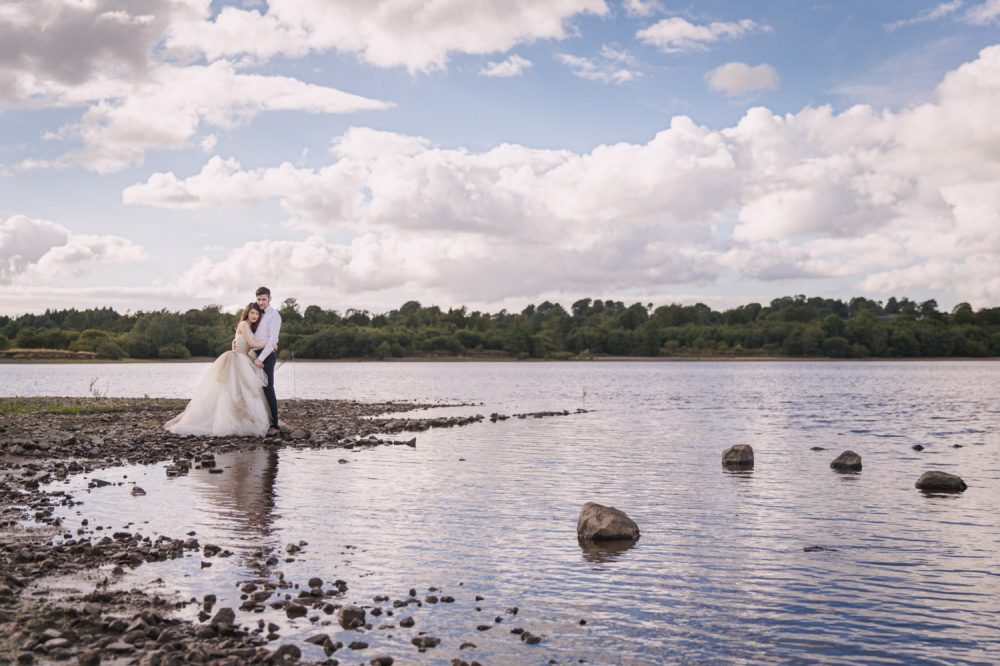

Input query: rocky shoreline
[1,398,582,665]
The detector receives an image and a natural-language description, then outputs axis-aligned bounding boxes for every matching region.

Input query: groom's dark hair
[255,286,271,297]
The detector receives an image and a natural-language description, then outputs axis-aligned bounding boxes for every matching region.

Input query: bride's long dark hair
[238,302,265,333]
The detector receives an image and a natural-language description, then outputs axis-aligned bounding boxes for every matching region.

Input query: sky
[1,0,999,317]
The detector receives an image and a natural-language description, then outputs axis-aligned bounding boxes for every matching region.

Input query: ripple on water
[33,361,1000,663]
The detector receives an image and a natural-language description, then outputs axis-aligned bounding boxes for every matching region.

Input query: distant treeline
[1,295,999,360]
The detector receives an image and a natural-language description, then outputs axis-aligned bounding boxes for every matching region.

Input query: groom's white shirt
[254,306,282,362]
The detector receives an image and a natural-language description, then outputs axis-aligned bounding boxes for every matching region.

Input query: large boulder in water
[577,502,640,541]
[830,450,862,471]
[721,444,754,468]
[915,471,967,492]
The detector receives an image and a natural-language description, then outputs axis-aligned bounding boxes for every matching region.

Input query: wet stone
[271,644,301,662]
[338,604,366,629]
[285,603,308,619]
[305,633,330,645]
[77,649,100,666]
[577,502,640,541]
[830,450,862,471]
[722,444,754,468]
[106,641,134,653]
[915,470,967,492]
[210,607,235,627]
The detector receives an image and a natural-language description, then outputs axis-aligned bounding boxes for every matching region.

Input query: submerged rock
[721,444,754,468]
[915,471,967,492]
[338,604,366,629]
[577,502,640,541]
[830,451,862,471]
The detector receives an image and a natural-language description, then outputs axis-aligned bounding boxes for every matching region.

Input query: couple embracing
[165,287,284,438]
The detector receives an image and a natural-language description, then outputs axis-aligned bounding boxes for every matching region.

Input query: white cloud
[599,44,639,65]
[0,1,614,172]
[122,45,1000,307]
[884,1,963,31]
[0,1,393,172]
[200,134,218,153]
[165,0,609,73]
[479,55,534,78]
[637,17,767,53]
[0,214,147,285]
[622,0,660,17]
[56,61,390,173]
[706,62,779,96]
[0,0,166,107]
[964,0,1000,24]
[557,51,640,84]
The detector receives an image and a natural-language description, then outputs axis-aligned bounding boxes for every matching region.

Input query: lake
[13,360,1000,664]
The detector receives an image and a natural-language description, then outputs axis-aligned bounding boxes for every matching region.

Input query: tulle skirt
[165,351,271,437]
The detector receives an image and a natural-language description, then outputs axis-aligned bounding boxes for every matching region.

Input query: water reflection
[722,468,754,480]
[578,538,637,563]
[190,449,281,579]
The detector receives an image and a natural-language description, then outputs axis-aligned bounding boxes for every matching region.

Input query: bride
[165,303,272,437]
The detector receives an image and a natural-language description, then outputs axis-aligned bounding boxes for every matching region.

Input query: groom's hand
[254,359,263,368]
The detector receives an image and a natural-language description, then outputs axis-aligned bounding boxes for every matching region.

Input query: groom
[253,286,282,436]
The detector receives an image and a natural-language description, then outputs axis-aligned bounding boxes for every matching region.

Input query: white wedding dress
[165,324,271,437]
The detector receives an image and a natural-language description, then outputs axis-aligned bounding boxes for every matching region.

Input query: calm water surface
[15,361,1000,664]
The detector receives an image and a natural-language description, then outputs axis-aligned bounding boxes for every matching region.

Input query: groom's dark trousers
[263,354,278,427]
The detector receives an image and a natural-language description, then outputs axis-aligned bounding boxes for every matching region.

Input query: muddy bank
[1,398,581,664]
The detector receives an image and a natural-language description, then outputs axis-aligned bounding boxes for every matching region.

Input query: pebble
[285,603,307,619]
[338,604,366,629]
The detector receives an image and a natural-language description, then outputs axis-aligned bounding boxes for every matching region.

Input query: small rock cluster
[489,409,591,422]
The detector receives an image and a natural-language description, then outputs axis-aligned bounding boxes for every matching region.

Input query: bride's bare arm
[238,322,265,349]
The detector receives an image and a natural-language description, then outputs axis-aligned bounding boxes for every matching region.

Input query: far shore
[2,354,998,364]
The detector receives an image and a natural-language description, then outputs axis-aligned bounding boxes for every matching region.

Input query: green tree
[126,312,186,358]
[951,302,974,325]
[15,327,71,349]
[821,336,851,358]
[69,329,109,352]
[95,340,127,360]
[157,342,191,359]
